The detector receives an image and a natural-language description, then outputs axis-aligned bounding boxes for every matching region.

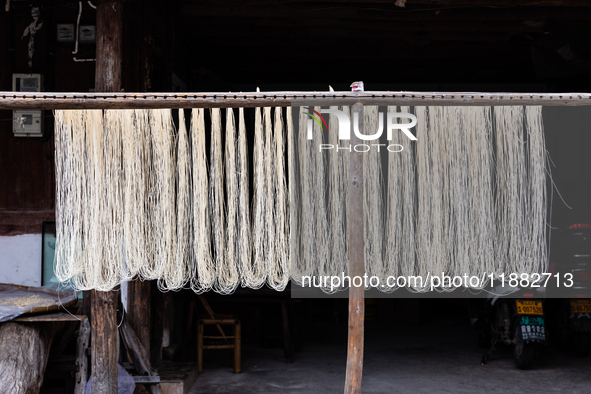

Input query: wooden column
[95,0,122,93]
[127,280,151,358]
[344,102,365,394]
[125,0,152,362]
[150,282,166,367]
[91,0,123,392]
[91,290,119,393]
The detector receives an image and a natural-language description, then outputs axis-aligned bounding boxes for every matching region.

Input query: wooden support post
[127,280,151,357]
[83,291,91,320]
[90,289,119,393]
[344,101,365,394]
[150,282,165,367]
[95,0,122,93]
[91,0,123,392]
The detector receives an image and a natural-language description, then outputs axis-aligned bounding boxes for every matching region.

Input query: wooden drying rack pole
[345,102,365,394]
[1,91,591,110]
[3,87,590,393]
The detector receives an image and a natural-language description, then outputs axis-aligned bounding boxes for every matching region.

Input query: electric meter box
[13,110,43,137]
[12,73,43,137]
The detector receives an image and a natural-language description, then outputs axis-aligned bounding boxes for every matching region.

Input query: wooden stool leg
[197,322,204,374]
[234,321,241,374]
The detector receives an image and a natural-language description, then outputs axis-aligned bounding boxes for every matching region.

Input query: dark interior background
[2,0,591,232]
[1,2,591,387]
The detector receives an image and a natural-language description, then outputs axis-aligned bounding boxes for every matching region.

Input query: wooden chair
[196,295,241,374]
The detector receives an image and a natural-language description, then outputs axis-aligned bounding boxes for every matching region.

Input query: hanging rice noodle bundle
[236,108,255,288]
[271,108,290,290]
[362,106,385,289]
[190,108,214,293]
[251,107,268,289]
[53,105,547,294]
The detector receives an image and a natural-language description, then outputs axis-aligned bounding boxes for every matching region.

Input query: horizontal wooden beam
[1,91,590,109]
[179,0,591,5]
[13,314,87,323]
[400,0,591,5]
[132,376,160,384]
[0,210,55,236]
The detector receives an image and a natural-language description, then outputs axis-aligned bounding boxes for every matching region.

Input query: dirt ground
[189,317,591,394]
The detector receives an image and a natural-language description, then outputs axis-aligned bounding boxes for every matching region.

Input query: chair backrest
[198,295,217,319]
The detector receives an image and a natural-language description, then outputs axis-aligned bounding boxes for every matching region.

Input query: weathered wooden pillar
[91,0,123,392]
[344,101,365,394]
[127,280,151,358]
[95,0,122,93]
[125,0,152,363]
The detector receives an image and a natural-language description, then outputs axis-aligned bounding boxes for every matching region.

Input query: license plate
[570,300,591,314]
[516,300,543,315]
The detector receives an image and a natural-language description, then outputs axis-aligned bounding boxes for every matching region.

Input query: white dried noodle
[362,106,385,289]
[415,106,443,290]
[312,106,331,291]
[252,107,268,288]
[190,108,214,293]
[53,105,547,293]
[236,108,256,288]
[222,108,240,293]
[289,107,303,285]
[327,105,349,292]
[209,108,232,294]
[146,109,177,284]
[263,108,277,289]
[166,108,192,291]
[385,106,416,292]
[271,107,290,290]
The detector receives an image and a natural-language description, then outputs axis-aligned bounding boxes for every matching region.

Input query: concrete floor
[188,319,591,394]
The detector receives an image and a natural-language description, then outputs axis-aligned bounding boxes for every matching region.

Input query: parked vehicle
[471,285,547,369]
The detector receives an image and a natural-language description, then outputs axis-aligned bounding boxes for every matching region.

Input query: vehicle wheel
[513,327,536,369]
[573,331,589,357]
